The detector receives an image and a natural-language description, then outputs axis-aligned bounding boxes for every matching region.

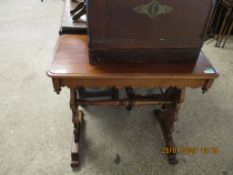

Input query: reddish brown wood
[202,79,215,93]
[87,0,215,63]
[77,98,173,107]
[155,88,184,164]
[46,34,219,166]
[52,78,61,94]
[70,88,77,113]
[47,35,219,92]
[70,89,84,168]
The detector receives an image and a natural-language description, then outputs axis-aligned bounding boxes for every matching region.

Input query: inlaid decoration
[133,0,173,18]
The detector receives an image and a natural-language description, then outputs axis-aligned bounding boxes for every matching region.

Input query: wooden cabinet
[87,0,215,64]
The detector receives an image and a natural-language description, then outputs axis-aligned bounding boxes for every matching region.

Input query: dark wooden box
[87,0,215,64]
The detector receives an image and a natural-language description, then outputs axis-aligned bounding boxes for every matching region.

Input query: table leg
[215,8,231,47]
[70,1,84,15]
[70,89,84,168]
[155,88,183,164]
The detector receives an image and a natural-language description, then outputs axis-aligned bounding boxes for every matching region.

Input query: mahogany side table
[47,34,219,167]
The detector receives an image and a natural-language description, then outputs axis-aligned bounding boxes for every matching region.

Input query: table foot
[155,108,178,165]
[71,139,80,168]
[70,102,84,168]
[71,161,79,168]
[168,153,178,165]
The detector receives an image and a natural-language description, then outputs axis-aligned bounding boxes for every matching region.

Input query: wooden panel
[60,77,208,89]
[47,35,219,80]
[88,0,214,48]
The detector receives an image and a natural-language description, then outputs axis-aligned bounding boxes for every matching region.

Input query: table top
[47,35,219,80]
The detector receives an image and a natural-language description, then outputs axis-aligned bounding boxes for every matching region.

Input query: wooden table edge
[46,70,219,79]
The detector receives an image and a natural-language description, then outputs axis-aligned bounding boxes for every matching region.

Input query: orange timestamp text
[161,147,219,155]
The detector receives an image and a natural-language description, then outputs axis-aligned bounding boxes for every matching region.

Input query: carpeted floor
[0,0,232,175]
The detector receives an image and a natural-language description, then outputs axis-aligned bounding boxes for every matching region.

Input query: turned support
[155,87,185,164]
[70,89,84,168]
[69,87,185,166]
